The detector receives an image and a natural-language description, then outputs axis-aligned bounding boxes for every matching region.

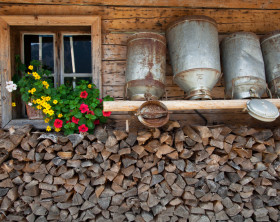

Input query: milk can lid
[246,99,279,122]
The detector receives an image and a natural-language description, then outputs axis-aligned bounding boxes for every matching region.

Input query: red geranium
[97,98,103,103]
[72,116,79,124]
[87,110,94,115]
[66,120,70,124]
[80,104,89,113]
[54,119,63,128]
[80,91,88,99]
[78,124,88,133]
[94,119,100,125]
[102,111,112,117]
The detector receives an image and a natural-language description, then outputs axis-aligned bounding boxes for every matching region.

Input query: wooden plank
[0,0,280,9]
[91,16,102,95]
[0,6,279,34]
[0,15,100,26]
[0,18,11,127]
[103,99,280,112]
[4,119,47,129]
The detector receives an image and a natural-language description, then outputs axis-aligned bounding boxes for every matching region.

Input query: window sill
[4,119,47,130]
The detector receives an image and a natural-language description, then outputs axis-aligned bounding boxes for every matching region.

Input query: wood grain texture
[0,18,12,127]
[0,5,279,34]
[0,0,279,9]
[91,16,102,95]
[103,99,280,112]
[0,15,101,26]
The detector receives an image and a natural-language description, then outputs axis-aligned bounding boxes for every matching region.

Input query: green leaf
[74,112,82,119]
[87,120,94,129]
[21,93,29,102]
[79,118,86,125]
[95,108,103,117]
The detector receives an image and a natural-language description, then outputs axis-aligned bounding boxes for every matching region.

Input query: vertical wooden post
[91,16,102,96]
[0,18,11,127]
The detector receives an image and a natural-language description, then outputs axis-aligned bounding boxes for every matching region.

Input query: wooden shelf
[103,99,280,112]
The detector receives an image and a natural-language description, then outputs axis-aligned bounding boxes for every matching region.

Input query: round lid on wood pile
[136,101,169,128]
[246,99,279,122]
[166,15,217,33]
[127,32,166,45]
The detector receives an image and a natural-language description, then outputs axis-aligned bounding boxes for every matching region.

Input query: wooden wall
[1,0,280,127]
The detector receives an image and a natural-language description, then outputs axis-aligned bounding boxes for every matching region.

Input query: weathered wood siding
[1,1,280,126]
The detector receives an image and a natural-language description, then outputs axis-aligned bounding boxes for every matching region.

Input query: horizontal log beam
[103,99,280,112]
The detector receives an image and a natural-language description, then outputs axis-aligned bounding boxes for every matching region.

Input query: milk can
[261,31,280,97]
[221,32,279,122]
[221,32,267,99]
[125,32,166,100]
[166,15,221,99]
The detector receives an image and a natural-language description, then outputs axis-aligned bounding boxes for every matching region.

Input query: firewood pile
[0,122,279,222]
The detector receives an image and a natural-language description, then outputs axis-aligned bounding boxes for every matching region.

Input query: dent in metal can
[261,31,280,97]
[125,32,166,100]
[166,15,221,100]
[221,32,266,99]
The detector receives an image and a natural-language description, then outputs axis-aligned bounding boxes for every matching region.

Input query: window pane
[24,35,54,72]
[64,35,92,73]
[64,77,92,87]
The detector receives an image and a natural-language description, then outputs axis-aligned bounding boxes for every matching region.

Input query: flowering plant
[16,60,53,106]
[9,57,114,135]
[45,80,113,135]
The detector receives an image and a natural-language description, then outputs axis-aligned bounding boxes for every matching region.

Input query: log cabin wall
[1,0,280,127]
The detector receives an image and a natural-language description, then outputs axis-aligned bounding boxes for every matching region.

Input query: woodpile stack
[0,123,279,222]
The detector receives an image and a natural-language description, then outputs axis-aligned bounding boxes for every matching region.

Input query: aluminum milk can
[166,15,221,100]
[125,32,166,100]
[221,32,267,99]
[261,31,280,97]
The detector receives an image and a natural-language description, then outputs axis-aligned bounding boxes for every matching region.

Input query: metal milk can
[125,32,166,100]
[261,31,280,97]
[166,15,221,100]
[221,32,267,99]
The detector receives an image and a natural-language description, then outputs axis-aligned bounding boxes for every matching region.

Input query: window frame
[60,32,92,85]
[0,15,101,128]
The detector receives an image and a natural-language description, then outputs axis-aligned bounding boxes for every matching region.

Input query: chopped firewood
[183,125,202,143]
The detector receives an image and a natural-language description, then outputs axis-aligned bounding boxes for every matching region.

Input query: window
[0,15,101,128]
[22,33,93,87]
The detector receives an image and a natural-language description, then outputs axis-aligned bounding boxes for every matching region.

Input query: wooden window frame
[0,15,101,128]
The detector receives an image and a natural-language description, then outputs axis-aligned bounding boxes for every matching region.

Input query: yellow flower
[28,65,33,70]
[42,81,48,85]
[88,84,92,88]
[54,128,61,132]
[31,88,36,94]
[46,85,49,89]
[35,75,41,80]
[28,90,31,93]
[46,126,51,132]
[32,100,37,104]
[36,99,41,104]
[58,113,63,118]
[41,96,46,100]
[45,104,51,110]
[45,96,51,101]
[44,118,50,123]
[27,72,31,75]
[12,102,16,107]
[43,109,49,114]
[53,100,58,104]
[36,105,42,110]
[48,110,54,116]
